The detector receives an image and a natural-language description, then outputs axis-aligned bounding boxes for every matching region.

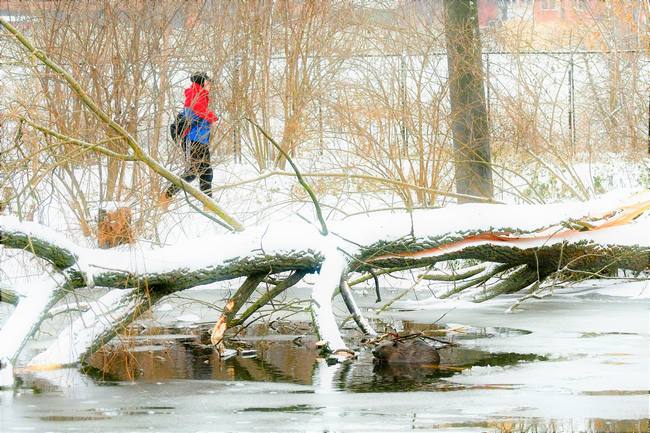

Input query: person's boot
[158,191,172,211]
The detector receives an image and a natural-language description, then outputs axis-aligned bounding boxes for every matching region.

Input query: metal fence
[224,49,649,159]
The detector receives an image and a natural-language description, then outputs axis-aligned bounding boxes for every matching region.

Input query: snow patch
[28,289,135,367]
[311,244,348,352]
[0,277,61,362]
[0,358,13,388]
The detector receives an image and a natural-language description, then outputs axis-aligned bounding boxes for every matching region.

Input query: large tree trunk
[444,0,493,202]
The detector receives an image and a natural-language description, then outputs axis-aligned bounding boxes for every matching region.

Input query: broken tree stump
[97,207,134,248]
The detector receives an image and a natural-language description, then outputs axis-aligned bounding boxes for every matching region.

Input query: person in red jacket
[162,72,219,207]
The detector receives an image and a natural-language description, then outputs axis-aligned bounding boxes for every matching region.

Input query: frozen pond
[0,281,648,432]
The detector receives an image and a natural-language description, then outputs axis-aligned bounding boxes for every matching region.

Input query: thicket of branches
[0,1,647,239]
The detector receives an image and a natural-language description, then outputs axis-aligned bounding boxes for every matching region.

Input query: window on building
[572,0,587,10]
[539,0,559,10]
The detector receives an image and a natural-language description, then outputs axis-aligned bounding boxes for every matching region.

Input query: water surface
[1,284,648,432]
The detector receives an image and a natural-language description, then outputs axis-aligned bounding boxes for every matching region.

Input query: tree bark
[0,288,19,305]
[210,273,267,348]
[444,0,493,202]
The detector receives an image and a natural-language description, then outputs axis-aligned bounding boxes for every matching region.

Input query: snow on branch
[0,191,648,384]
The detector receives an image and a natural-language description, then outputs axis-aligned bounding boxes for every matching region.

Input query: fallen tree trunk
[0,288,19,305]
[27,289,144,368]
[0,192,648,384]
[210,273,267,350]
[0,280,69,365]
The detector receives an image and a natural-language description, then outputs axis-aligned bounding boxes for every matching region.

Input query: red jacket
[184,82,218,123]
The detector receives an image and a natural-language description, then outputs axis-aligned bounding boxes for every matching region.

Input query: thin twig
[244,117,329,236]
[20,117,136,161]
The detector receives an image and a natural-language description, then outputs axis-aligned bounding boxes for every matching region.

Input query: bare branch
[245,117,329,235]
[0,17,243,232]
[21,117,136,161]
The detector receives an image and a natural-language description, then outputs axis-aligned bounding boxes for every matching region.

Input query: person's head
[190,72,211,89]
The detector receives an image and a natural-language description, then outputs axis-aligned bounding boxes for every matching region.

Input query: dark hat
[190,72,210,86]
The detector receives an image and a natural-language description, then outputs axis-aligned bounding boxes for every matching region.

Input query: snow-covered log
[28,289,140,368]
[1,191,649,383]
[0,216,324,289]
[310,248,349,353]
[0,288,19,305]
[0,279,69,364]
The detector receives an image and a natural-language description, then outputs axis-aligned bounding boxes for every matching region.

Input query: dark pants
[165,140,213,198]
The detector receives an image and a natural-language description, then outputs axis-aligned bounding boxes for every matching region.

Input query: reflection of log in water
[89,343,192,381]
[254,341,318,384]
[87,335,318,384]
[78,323,549,396]
[209,341,318,385]
[374,363,454,381]
[372,339,441,366]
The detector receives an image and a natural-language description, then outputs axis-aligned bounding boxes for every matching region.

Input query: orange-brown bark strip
[210,274,266,348]
[370,197,650,262]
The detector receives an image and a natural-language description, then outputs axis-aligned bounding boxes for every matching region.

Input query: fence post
[568,54,576,152]
[317,57,324,155]
[233,57,242,163]
[485,52,491,129]
[400,53,408,154]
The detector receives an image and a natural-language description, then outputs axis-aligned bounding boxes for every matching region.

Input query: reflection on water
[8,318,647,433]
[37,406,177,423]
[423,418,649,433]
[85,325,319,385]
[5,287,647,433]
[27,400,649,433]
[82,323,543,393]
[238,404,323,413]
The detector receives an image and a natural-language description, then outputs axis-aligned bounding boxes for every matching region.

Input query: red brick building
[533,0,604,23]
